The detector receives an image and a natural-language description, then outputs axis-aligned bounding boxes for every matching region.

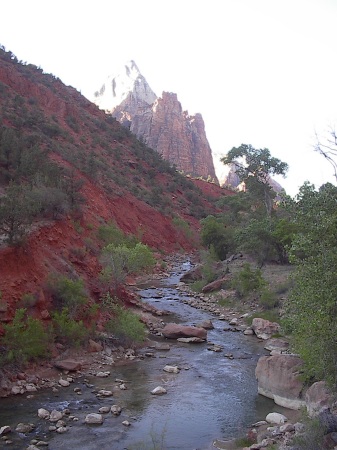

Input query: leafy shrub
[47,275,88,318]
[98,223,137,247]
[52,308,89,347]
[259,288,279,310]
[289,415,325,449]
[172,217,193,240]
[231,263,266,297]
[104,303,146,346]
[18,293,38,309]
[100,243,155,291]
[190,279,207,293]
[1,309,50,365]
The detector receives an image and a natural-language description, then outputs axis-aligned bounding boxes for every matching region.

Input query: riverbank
[0,253,282,450]
[3,253,329,450]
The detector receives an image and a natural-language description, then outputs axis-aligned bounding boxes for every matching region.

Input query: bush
[103,300,146,347]
[52,308,89,347]
[97,223,138,247]
[1,309,50,365]
[172,217,193,240]
[100,242,155,291]
[231,263,266,297]
[289,414,325,449]
[47,275,88,318]
[259,288,279,310]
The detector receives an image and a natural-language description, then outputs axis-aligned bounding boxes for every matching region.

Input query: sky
[1,0,337,196]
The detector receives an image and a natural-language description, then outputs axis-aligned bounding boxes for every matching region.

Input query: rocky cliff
[93,61,218,182]
[0,48,229,317]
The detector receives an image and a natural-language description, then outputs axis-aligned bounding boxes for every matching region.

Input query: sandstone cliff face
[130,92,217,180]
[93,62,218,182]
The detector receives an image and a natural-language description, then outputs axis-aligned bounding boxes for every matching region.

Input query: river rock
[305,381,333,417]
[96,371,110,378]
[243,328,254,335]
[180,266,202,282]
[266,412,288,424]
[202,276,230,293]
[196,319,214,330]
[15,423,35,433]
[122,420,131,426]
[161,323,207,340]
[37,408,50,419]
[0,426,11,435]
[111,405,122,415]
[99,406,111,414]
[163,365,180,373]
[84,413,104,424]
[264,338,289,353]
[88,339,103,353]
[177,337,204,343]
[49,410,63,422]
[255,354,306,409]
[97,389,113,397]
[58,378,70,387]
[207,344,222,352]
[150,343,171,351]
[251,318,280,340]
[151,386,167,395]
[11,385,24,395]
[54,360,82,372]
[25,383,38,392]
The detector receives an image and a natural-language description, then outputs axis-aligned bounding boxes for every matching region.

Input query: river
[0,259,289,450]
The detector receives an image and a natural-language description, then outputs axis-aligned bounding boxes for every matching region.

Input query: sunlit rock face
[93,62,218,182]
[93,60,156,113]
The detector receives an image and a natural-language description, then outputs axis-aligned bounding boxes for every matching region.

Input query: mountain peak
[93,60,156,112]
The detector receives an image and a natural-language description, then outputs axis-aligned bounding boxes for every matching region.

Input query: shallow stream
[0,259,291,449]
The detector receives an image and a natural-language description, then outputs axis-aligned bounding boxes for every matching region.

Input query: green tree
[0,183,38,245]
[285,182,337,386]
[200,215,235,260]
[221,144,288,216]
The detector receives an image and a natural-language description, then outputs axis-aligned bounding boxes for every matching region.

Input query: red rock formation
[115,92,218,182]
[93,62,218,182]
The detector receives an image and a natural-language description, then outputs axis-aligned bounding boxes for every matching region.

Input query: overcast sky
[1,0,337,196]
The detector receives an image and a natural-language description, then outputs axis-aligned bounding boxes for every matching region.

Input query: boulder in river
[196,319,214,330]
[84,413,104,424]
[161,323,207,340]
[151,386,167,395]
[251,317,280,340]
[255,354,306,409]
[163,365,180,373]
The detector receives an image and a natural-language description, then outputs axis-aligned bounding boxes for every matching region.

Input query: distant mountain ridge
[92,61,218,182]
